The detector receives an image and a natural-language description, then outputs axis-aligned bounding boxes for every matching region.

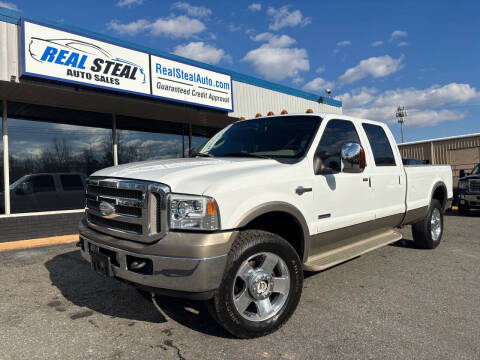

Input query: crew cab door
[310,119,375,254]
[361,122,406,225]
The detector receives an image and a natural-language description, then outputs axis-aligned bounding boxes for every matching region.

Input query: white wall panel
[0,21,19,82]
[229,80,342,118]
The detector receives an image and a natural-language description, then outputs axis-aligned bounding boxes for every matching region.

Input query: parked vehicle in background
[457,164,480,215]
[0,173,85,213]
[78,113,452,338]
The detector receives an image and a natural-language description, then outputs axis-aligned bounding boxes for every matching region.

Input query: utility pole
[396,105,407,143]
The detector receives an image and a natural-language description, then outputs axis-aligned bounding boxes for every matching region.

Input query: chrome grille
[85,178,170,243]
[469,179,480,194]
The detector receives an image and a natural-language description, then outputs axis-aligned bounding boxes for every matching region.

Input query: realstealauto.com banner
[22,20,233,111]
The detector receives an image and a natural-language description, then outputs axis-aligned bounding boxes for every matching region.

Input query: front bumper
[79,218,235,296]
[458,194,480,208]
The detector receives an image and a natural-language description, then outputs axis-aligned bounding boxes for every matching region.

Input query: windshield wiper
[195,152,215,158]
[220,152,272,159]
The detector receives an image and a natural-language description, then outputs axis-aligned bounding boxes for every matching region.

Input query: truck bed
[405,165,453,213]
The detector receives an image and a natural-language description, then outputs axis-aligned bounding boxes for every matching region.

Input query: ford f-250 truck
[457,164,480,215]
[78,113,452,338]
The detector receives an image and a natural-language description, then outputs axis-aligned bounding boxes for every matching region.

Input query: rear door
[361,123,406,226]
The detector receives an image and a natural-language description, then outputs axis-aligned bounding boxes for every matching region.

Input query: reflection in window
[117,129,184,164]
[182,135,210,157]
[191,136,209,154]
[315,119,361,173]
[8,119,112,213]
[362,123,396,166]
[60,174,84,191]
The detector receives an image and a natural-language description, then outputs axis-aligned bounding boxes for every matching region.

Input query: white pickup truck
[78,113,452,338]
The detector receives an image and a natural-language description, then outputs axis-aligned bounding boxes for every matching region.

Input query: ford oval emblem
[99,201,115,216]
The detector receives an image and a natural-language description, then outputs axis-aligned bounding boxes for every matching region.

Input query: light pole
[396,105,407,143]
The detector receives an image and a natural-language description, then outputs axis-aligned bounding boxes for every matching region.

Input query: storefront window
[0,113,3,215]
[182,135,209,156]
[191,136,209,152]
[117,130,184,164]
[8,119,112,213]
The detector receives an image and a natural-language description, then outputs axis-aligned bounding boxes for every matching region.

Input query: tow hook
[130,261,147,270]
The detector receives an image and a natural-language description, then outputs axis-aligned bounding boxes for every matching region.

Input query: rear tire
[458,204,470,216]
[412,199,443,249]
[207,230,303,339]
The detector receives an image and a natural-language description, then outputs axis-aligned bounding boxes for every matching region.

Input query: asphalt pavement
[0,211,479,360]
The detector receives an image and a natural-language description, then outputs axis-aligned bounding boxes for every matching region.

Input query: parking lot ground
[0,212,479,360]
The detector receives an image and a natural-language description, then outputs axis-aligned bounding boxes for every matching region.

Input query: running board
[303,229,402,272]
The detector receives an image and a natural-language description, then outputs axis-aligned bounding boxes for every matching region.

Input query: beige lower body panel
[305,213,404,272]
[79,217,237,258]
[309,213,404,256]
[304,228,402,271]
[402,206,429,226]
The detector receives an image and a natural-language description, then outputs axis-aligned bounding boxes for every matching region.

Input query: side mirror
[459,170,467,178]
[341,142,366,173]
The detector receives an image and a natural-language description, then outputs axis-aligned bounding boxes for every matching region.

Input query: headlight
[458,180,468,190]
[169,194,220,231]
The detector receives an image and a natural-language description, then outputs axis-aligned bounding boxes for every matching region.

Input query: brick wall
[0,212,84,243]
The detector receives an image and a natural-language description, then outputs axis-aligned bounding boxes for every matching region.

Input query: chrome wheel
[232,252,290,322]
[430,208,442,241]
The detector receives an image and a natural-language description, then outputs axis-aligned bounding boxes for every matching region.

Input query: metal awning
[0,79,235,135]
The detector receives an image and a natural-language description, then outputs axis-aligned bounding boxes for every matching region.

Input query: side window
[362,124,396,166]
[315,119,361,173]
[32,175,56,193]
[60,175,84,191]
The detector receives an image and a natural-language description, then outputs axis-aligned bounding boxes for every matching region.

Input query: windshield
[199,116,321,159]
[471,164,480,175]
[9,175,30,190]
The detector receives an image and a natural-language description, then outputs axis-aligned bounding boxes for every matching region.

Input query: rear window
[60,175,84,191]
[362,123,396,166]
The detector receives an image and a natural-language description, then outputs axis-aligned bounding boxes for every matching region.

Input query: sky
[1,0,480,143]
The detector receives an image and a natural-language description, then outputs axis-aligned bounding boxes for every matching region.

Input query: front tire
[207,230,303,338]
[412,199,444,249]
[135,288,153,300]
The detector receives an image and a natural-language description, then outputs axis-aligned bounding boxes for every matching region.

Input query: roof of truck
[241,112,387,127]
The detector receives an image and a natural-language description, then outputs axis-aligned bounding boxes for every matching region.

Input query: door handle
[362,178,369,182]
[296,186,312,195]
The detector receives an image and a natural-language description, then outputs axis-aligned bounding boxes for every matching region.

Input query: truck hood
[91,157,292,195]
[460,175,480,181]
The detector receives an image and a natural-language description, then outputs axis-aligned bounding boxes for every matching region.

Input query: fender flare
[430,181,448,211]
[234,201,311,262]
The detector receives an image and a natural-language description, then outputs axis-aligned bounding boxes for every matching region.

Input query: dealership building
[0,7,342,242]
[398,132,480,188]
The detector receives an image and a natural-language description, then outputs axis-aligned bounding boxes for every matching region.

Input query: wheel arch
[431,181,448,212]
[234,202,310,263]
